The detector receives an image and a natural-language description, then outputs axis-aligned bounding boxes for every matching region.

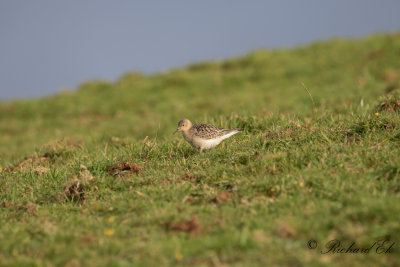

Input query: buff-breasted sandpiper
[174,119,243,152]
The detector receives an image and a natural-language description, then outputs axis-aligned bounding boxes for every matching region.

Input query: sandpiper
[174,119,243,152]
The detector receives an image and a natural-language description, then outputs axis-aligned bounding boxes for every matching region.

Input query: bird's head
[174,119,192,134]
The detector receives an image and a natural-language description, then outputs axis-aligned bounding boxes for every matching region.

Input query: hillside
[0,32,399,266]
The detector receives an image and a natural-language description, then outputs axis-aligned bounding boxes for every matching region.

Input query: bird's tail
[235,128,244,132]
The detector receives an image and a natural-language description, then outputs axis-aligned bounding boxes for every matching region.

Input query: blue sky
[1,1,400,99]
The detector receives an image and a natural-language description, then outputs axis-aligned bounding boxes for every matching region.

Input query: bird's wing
[192,124,233,140]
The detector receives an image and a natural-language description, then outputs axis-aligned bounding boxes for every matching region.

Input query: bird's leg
[199,148,203,154]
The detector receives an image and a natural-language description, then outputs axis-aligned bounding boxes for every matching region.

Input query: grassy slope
[0,32,400,266]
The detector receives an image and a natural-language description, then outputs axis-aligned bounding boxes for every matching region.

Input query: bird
[174,119,243,152]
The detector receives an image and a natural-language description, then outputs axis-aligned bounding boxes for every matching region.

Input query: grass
[0,32,400,266]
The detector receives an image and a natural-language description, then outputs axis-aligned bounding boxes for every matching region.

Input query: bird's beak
[173,129,179,134]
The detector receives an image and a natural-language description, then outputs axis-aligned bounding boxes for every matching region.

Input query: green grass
[1,32,400,266]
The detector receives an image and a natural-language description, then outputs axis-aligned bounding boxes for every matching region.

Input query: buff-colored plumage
[174,119,243,152]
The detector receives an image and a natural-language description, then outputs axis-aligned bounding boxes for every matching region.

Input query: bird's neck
[182,130,193,141]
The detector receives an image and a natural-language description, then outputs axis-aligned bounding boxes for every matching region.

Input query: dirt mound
[211,192,231,204]
[168,215,201,236]
[63,165,94,204]
[377,90,400,112]
[64,176,86,204]
[0,202,38,216]
[5,155,51,173]
[107,161,142,177]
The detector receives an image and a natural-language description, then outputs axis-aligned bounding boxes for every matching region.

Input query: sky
[1,1,400,100]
